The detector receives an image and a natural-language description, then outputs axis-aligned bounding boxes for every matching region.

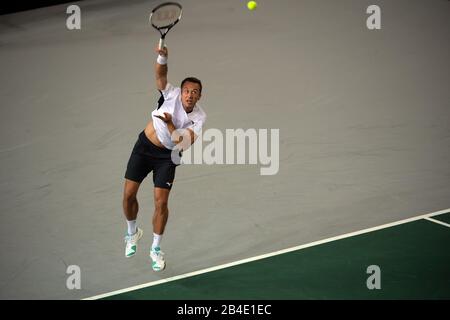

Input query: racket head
[149,2,182,31]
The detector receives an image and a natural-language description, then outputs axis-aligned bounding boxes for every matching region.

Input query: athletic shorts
[124,131,178,189]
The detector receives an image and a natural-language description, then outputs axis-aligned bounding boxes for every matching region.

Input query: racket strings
[150,4,182,29]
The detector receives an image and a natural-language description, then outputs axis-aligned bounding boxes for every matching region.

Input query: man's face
[181,82,201,113]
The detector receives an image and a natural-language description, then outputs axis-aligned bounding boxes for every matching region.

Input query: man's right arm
[155,46,168,91]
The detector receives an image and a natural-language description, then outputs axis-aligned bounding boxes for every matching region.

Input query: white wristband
[157,54,167,65]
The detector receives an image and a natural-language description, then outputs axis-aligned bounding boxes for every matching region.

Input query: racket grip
[159,38,165,50]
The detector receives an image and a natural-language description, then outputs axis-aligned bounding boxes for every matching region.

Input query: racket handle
[159,38,165,50]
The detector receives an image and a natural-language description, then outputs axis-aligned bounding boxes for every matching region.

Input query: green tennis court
[96,211,450,300]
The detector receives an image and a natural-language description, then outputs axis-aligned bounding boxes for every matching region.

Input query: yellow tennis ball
[247,1,257,11]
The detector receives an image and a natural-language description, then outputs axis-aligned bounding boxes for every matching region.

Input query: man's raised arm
[155,46,168,91]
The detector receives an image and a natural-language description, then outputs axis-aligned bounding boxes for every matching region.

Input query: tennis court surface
[86,209,450,300]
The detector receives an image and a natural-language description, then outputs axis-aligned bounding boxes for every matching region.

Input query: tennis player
[122,45,206,271]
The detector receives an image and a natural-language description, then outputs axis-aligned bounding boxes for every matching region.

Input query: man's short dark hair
[181,77,202,94]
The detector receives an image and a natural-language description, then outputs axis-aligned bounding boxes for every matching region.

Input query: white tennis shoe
[150,247,166,271]
[124,228,143,258]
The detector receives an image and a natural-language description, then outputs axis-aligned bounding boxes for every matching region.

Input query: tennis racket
[149,2,183,50]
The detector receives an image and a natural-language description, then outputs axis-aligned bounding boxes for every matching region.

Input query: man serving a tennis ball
[121,44,206,271]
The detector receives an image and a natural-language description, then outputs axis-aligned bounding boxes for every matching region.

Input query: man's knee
[154,197,168,212]
[123,190,138,203]
[124,180,140,201]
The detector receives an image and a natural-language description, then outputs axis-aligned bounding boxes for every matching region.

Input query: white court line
[424,217,450,228]
[83,208,450,300]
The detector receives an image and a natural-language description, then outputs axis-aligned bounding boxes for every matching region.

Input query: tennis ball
[247,1,257,11]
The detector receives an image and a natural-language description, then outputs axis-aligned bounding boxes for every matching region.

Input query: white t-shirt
[151,83,206,150]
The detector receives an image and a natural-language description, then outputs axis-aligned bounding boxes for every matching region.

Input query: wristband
[157,54,167,65]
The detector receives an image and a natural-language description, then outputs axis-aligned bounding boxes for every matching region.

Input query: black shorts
[124,131,178,189]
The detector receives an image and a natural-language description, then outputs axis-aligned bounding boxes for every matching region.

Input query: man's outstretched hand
[154,112,172,123]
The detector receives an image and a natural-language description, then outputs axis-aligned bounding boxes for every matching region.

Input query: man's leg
[150,187,170,271]
[123,179,141,222]
[153,187,170,235]
[122,179,144,258]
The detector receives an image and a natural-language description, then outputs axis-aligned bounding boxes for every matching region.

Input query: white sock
[127,220,137,235]
[152,233,162,250]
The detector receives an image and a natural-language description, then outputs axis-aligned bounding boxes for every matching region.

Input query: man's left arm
[154,112,196,150]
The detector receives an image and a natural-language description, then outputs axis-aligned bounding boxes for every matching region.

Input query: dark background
[1,1,83,15]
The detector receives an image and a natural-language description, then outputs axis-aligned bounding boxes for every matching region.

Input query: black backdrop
[1,0,84,15]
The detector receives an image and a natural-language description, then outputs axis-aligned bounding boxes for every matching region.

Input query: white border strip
[424,217,450,228]
[83,208,450,300]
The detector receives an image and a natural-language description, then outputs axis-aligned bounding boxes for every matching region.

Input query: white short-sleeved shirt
[151,83,206,150]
